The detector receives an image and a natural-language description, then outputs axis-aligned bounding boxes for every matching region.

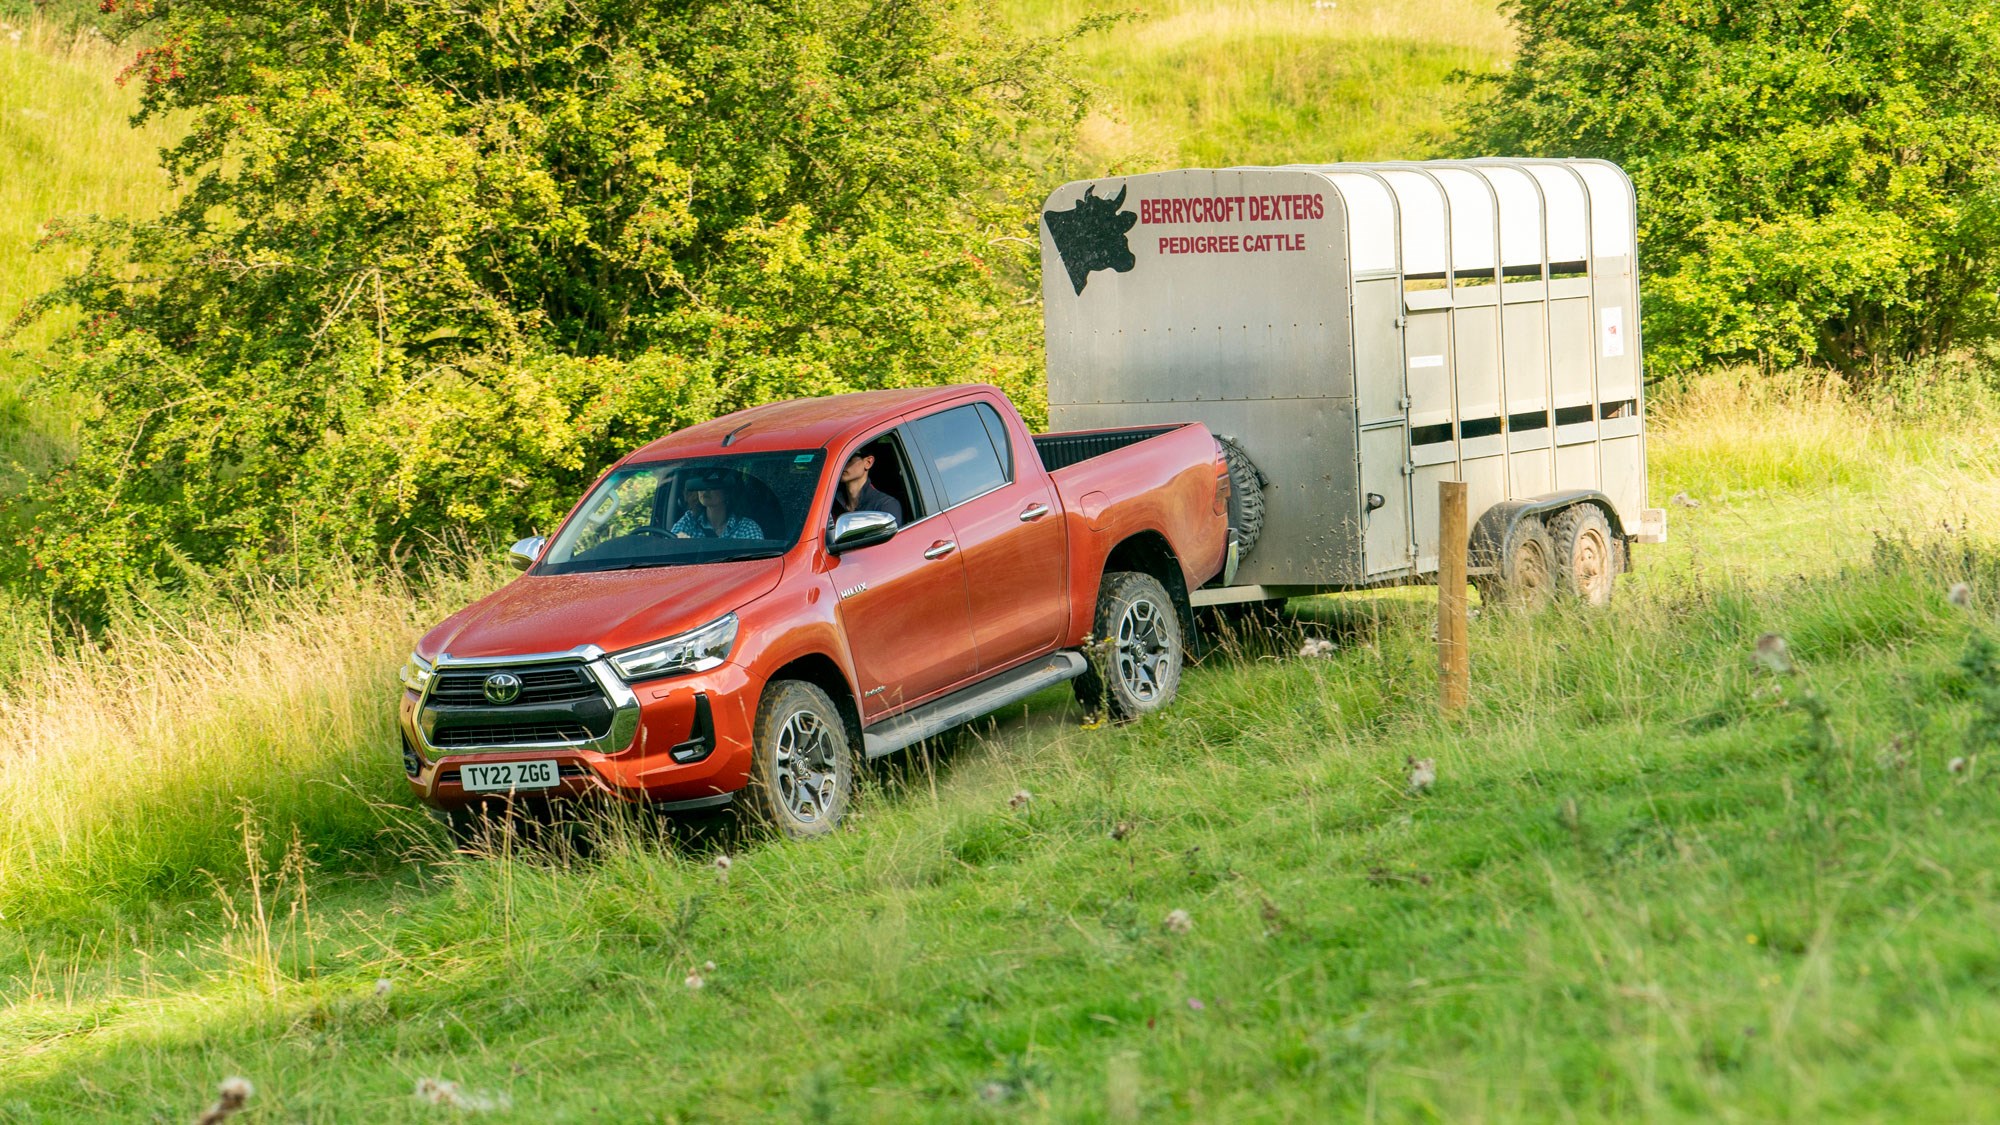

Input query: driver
[832,451,904,526]
[671,474,764,539]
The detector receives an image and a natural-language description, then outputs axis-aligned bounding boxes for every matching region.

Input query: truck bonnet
[418,557,785,661]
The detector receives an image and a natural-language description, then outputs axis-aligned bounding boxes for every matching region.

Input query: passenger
[832,451,904,526]
[672,476,765,539]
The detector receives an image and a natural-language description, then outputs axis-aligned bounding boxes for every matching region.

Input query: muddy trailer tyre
[1475,516,1556,611]
[1550,504,1617,605]
[746,680,855,838]
[1075,571,1185,722]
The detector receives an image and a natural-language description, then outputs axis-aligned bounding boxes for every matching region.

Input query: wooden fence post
[1438,480,1469,713]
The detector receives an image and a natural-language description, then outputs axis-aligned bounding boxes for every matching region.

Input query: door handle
[1019,504,1051,522]
[923,540,958,560]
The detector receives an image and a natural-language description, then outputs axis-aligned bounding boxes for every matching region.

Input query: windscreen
[538,451,826,574]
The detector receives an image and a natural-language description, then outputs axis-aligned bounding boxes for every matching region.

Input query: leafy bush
[16,0,1091,610]
[1455,0,2000,376]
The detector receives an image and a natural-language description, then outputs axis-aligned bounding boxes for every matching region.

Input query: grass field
[4,374,2000,1121]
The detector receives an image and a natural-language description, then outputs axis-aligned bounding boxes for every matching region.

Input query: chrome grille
[430,664,604,706]
[432,723,594,748]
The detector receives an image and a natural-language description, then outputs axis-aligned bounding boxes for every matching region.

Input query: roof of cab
[622,384,999,463]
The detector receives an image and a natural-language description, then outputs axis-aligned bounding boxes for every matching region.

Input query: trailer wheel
[1217,435,1267,560]
[745,680,855,838]
[1076,571,1184,722]
[1475,516,1556,610]
[1550,505,1617,606]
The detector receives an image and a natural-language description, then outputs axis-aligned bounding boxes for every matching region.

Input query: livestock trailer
[1039,159,1667,605]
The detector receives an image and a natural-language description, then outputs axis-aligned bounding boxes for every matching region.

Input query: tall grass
[4,519,1998,1119]
[0,558,509,929]
[1644,364,2000,581]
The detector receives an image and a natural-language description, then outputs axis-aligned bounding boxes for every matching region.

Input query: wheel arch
[1468,491,1624,576]
[1102,530,1195,642]
[764,653,864,751]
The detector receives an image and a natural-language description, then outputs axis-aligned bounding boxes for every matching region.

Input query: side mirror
[508,535,547,572]
[827,511,897,554]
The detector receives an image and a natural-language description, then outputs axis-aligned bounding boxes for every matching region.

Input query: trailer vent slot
[1411,423,1454,446]
[1508,411,1549,433]
[1555,404,1596,427]
[1549,260,1589,281]
[1599,399,1637,421]
[1460,417,1504,440]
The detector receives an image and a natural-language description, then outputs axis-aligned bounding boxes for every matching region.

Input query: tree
[1454,0,2000,376]
[18,0,1091,608]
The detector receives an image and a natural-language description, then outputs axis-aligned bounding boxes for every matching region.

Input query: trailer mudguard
[1467,490,1625,576]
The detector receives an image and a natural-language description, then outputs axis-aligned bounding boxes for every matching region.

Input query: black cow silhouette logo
[1043,184,1137,295]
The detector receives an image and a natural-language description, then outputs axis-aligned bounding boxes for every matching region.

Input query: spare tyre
[1217,434,1267,560]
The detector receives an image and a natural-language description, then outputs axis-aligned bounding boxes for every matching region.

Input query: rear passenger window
[911,404,1009,507]
[974,403,1013,480]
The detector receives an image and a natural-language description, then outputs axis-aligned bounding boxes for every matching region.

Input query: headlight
[400,652,434,694]
[608,614,739,681]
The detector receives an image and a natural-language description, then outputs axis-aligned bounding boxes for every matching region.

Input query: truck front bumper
[400,653,757,811]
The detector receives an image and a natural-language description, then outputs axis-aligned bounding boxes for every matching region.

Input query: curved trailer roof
[1260,160,1635,283]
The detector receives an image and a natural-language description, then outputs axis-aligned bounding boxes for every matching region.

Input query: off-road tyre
[1549,504,1618,606]
[1074,571,1185,722]
[746,680,855,838]
[1217,435,1268,561]
[1473,516,1556,611]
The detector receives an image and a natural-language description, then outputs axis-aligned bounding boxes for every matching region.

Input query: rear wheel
[746,680,855,838]
[1075,571,1184,722]
[1474,516,1556,610]
[1550,505,1618,605]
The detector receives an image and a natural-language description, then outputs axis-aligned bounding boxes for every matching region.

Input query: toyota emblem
[482,672,524,704]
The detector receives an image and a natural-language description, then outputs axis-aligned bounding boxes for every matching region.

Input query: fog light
[669,693,716,764]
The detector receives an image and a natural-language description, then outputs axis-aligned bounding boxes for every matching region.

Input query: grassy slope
[4,381,2000,1122]
[0,22,175,493]
[1008,0,1509,172]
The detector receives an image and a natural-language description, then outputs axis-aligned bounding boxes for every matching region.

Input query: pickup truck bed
[1032,425,1179,473]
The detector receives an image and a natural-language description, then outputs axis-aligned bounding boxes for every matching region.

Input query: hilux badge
[482,672,523,704]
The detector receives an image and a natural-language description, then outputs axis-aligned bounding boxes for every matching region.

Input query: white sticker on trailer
[1600,307,1625,358]
[1409,354,1445,369]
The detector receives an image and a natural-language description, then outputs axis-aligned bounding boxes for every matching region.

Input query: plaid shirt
[669,511,765,540]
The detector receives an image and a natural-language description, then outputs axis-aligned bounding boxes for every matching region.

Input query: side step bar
[861,650,1088,760]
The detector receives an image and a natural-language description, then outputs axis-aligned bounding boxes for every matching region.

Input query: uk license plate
[459,759,561,792]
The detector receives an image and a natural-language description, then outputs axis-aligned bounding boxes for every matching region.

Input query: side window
[974,402,1014,481]
[909,405,1009,508]
[848,429,925,523]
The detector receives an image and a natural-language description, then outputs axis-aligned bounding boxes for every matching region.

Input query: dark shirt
[834,481,904,526]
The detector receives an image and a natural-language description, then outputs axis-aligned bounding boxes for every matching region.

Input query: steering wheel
[632,525,678,539]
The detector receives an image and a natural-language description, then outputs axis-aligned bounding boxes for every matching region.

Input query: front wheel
[746,680,855,838]
[1075,571,1185,722]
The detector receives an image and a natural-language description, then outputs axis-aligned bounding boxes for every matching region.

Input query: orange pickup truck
[398,384,1234,836]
